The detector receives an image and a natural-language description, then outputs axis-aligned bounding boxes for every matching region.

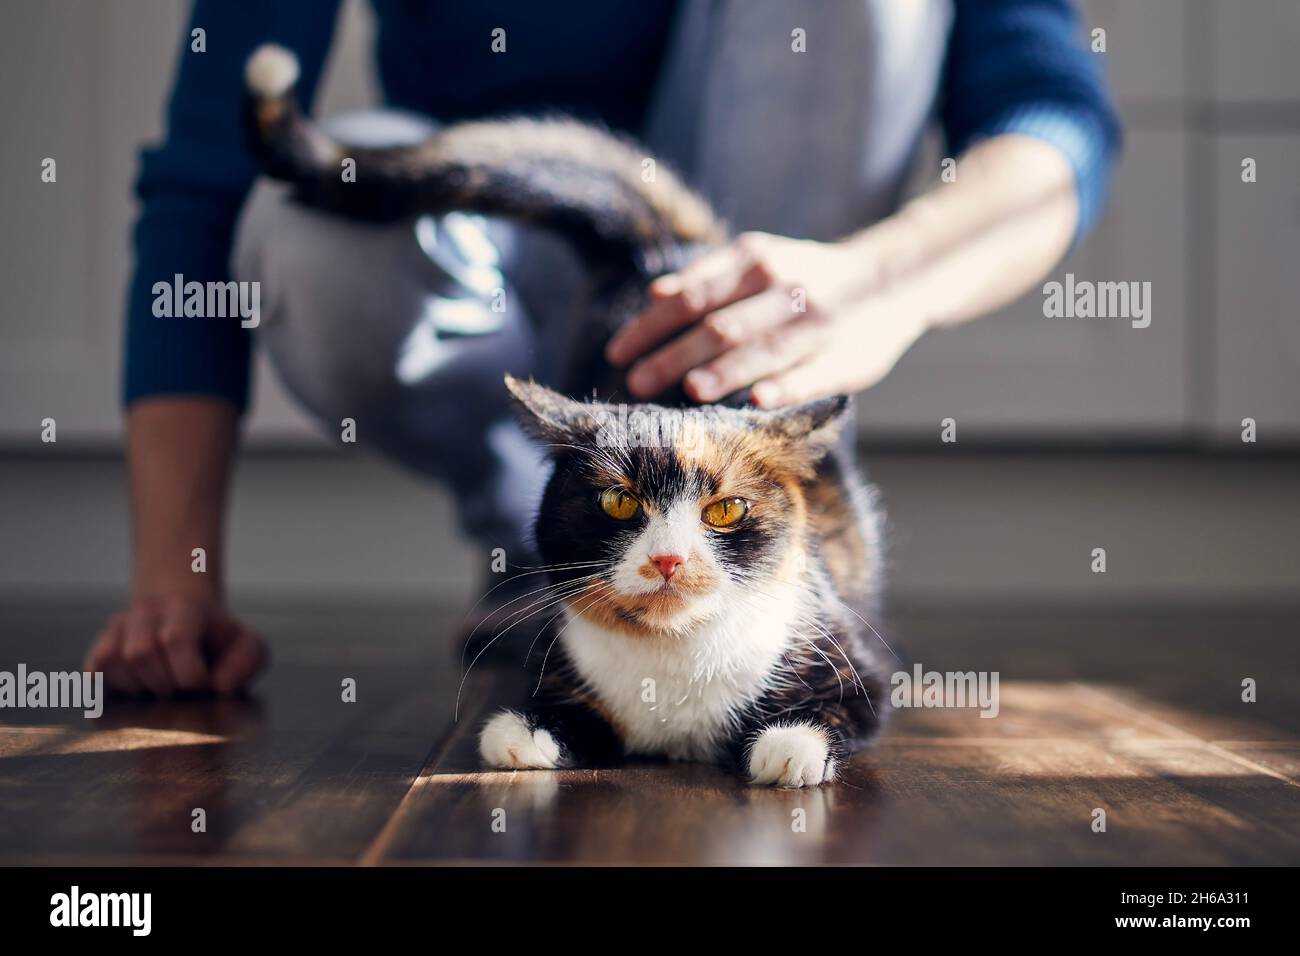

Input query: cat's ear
[762,395,850,459]
[504,374,600,448]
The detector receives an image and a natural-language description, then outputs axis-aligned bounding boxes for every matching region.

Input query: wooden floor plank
[2,603,1297,865]
[373,677,1299,865]
[0,606,461,862]
[1215,743,1300,784]
[898,680,1195,742]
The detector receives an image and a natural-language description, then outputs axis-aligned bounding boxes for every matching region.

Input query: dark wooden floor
[1,602,1297,865]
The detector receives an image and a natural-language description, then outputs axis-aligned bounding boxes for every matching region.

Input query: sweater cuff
[975,100,1120,247]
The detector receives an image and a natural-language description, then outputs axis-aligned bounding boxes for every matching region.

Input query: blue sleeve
[940,0,1122,244]
[123,0,343,411]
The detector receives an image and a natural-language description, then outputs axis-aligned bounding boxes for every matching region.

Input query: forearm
[127,397,237,600]
[845,134,1080,330]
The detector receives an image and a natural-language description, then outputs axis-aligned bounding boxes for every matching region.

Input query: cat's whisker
[779,579,876,705]
[828,595,902,664]
[524,579,609,667]
[797,635,846,704]
[505,559,609,572]
[457,563,606,664]
[458,571,605,670]
[531,584,615,694]
[524,579,616,670]
[733,577,874,712]
[808,620,876,716]
[489,578,608,649]
[779,650,816,692]
[464,571,603,635]
[486,573,604,634]
[795,611,871,700]
[483,580,608,671]
[524,603,573,668]
[460,560,606,628]
[533,583,615,695]
[454,577,606,720]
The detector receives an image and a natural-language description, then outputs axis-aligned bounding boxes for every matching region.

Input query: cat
[243,44,892,786]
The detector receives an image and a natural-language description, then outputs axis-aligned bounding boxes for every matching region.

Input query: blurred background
[1,0,1298,611]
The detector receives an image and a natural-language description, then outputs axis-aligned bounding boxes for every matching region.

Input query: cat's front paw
[747,723,836,788]
[479,710,561,770]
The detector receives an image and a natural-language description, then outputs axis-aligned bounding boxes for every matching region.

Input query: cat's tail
[243,44,724,273]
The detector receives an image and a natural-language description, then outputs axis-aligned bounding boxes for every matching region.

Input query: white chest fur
[560,588,800,760]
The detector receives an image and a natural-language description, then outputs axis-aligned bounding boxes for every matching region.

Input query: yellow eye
[703,497,749,529]
[599,487,641,520]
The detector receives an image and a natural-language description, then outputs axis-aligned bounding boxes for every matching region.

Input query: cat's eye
[702,497,749,529]
[599,487,641,520]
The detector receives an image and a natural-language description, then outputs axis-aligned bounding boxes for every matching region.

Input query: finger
[83,612,123,672]
[121,607,173,696]
[211,622,267,696]
[752,354,842,408]
[630,288,794,399]
[157,600,211,691]
[606,239,769,366]
[605,281,713,369]
[625,307,739,399]
[677,292,813,401]
[690,341,819,405]
[655,233,778,302]
[85,616,141,695]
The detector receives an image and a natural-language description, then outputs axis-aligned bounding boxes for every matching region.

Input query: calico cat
[244,45,891,787]
[487,378,890,787]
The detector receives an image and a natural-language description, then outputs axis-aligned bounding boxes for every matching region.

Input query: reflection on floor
[1,602,1297,865]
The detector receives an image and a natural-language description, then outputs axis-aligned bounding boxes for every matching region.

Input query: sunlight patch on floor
[0,725,228,757]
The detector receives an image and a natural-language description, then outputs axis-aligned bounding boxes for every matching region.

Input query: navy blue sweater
[124,0,1120,412]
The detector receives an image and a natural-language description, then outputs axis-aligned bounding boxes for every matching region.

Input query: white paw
[479,710,561,770]
[747,723,836,788]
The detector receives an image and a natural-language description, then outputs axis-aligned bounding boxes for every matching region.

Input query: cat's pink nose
[650,553,686,580]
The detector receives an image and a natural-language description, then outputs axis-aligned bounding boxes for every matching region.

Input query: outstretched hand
[605,231,928,407]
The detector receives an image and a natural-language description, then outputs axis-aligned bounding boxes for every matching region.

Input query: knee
[235,186,538,438]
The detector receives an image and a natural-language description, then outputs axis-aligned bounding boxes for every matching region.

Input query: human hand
[84,593,267,697]
[605,231,929,407]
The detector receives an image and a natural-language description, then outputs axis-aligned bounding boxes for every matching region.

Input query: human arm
[606,0,1121,406]
[90,1,342,694]
[85,398,265,695]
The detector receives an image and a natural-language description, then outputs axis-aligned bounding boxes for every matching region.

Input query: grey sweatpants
[233,111,589,562]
